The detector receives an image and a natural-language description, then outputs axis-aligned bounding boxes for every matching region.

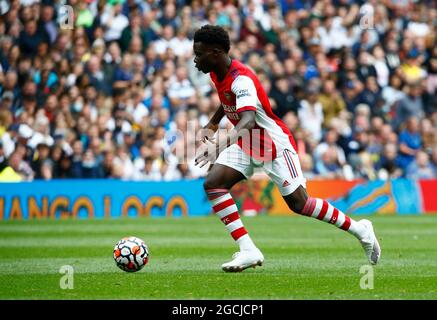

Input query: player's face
[193,42,216,74]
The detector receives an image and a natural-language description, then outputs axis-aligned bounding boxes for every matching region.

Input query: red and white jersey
[210,59,297,161]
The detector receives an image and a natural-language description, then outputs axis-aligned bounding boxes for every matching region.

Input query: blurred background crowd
[0,0,436,182]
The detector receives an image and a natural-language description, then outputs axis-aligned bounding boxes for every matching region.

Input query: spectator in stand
[167,66,196,111]
[342,80,363,114]
[359,76,382,113]
[86,55,112,95]
[376,143,403,180]
[420,118,437,154]
[270,75,300,118]
[426,48,437,96]
[70,139,84,178]
[18,18,48,58]
[114,53,134,82]
[393,83,425,130]
[101,0,129,43]
[8,144,34,181]
[318,79,346,128]
[314,128,347,169]
[31,142,52,179]
[1,70,19,104]
[397,116,422,172]
[81,149,103,178]
[142,155,162,181]
[300,153,316,180]
[119,12,142,52]
[356,51,377,84]
[153,25,175,58]
[406,150,435,180]
[430,148,437,177]
[298,85,324,143]
[400,48,428,84]
[169,29,193,59]
[0,0,435,182]
[39,4,58,44]
[314,146,344,179]
[372,44,390,88]
[381,74,405,119]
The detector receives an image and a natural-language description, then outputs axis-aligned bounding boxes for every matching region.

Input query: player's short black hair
[193,25,230,53]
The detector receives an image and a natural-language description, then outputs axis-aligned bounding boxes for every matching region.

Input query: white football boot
[221,248,264,272]
[358,219,381,265]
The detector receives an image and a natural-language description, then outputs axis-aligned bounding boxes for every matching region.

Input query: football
[113,236,149,272]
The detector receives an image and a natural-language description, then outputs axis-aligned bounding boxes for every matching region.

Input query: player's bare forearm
[204,105,225,132]
[197,106,225,145]
[217,110,256,154]
[194,110,255,169]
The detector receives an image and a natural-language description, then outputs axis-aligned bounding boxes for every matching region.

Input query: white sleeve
[231,75,258,113]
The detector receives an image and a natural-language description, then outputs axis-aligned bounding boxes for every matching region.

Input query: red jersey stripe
[236,106,257,113]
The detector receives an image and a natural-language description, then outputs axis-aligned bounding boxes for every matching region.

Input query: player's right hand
[194,139,219,168]
[196,128,216,145]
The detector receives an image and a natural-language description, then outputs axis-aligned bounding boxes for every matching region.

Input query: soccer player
[193,25,381,272]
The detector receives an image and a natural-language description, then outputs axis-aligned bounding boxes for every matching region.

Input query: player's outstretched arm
[197,105,225,143]
[195,110,255,168]
[219,110,256,151]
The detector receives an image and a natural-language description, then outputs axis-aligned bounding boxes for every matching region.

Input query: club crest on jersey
[224,91,232,102]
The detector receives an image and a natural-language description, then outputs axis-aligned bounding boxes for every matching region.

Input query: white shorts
[215,144,307,196]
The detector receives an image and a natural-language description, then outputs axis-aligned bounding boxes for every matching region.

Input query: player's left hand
[195,139,220,168]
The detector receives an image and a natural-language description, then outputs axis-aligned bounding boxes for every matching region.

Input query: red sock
[302,197,364,238]
[206,189,248,241]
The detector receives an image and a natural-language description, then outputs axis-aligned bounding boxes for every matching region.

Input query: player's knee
[203,179,226,192]
[203,180,212,191]
[287,199,306,214]
[284,190,308,214]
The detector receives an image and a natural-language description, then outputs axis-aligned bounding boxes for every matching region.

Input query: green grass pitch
[1,215,436,299]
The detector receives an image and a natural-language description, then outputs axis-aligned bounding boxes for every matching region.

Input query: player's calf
[205,187,265,271]
[283,187,364,238]
[283,187,381,265]
[205,188,256,249]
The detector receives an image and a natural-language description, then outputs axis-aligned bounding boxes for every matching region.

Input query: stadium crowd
[0,0,436,182]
